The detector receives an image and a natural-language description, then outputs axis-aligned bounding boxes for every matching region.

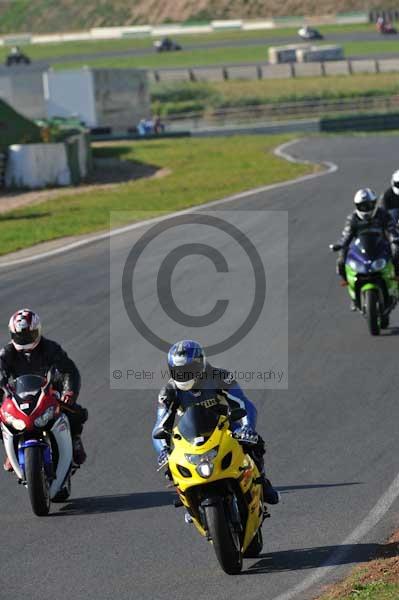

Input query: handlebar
[329,243,343,252]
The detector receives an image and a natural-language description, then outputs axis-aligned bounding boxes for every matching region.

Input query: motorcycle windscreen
[352,233,390,262]
[177,405,219,445]
[14,374,44,401]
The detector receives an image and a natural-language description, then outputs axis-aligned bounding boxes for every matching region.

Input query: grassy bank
[151,73,399,116]
[319,532,399,600]
[327,582,399,599]
[0,135,315,256]
[0,0,373,34]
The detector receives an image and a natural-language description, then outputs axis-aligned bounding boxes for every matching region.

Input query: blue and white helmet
[168,340,206,391]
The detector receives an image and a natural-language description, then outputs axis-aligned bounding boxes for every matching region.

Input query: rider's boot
[72,435,87,465]
[261,475,280,505]
[250,439,280,505]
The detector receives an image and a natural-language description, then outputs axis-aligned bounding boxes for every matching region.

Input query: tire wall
[5,133,91,189]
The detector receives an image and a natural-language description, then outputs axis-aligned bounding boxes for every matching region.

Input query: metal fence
[164,94,399,131]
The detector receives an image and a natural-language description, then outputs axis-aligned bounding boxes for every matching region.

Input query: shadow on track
[380,326,399,336]
[278,482,362,494]
[52,490,176,516]
[244,540,399,575]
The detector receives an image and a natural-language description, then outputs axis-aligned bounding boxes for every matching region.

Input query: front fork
[359,284,388,317]
[348,280,386,315]
[18,437,54,483]
[201,494,243,540]
[0,424,54,483]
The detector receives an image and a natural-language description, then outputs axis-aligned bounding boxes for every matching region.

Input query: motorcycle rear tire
[205,501,242,574]
[25,446,50,516]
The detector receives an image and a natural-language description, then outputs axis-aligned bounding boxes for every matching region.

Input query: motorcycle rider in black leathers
[336,189,399,301]
[379,170,399,217]
[0,309,87,471]
[152,339,279,512]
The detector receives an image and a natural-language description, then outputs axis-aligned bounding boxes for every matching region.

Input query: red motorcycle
[376,19,397,34]
[0,369,74,516]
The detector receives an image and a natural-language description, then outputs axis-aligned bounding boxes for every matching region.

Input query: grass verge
[151,73,399,116]
[0,135,316,257]
[318,531,399,600]
[52,39,399,71]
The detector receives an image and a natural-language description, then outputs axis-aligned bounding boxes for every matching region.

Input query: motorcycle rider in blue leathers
[152,340,279,506]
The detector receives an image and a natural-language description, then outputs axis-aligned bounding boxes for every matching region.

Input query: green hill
[0,0,394,34]
[0,99,41,149]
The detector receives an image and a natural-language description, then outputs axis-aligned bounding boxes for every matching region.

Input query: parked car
[298,26,323,40]
[154,37,182,52]
[5,46,31,67]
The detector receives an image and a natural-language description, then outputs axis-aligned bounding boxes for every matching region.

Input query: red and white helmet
[8,309,42,351]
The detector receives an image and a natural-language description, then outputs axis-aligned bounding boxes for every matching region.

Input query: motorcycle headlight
[185,446,219,465]
[34,406,55,428]
[348,260,367,274]
[196,461,214,479]
[371,258,386,272]
[3,411,26,431]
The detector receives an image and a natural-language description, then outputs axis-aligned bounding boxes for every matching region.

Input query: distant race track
[44,30,399,65]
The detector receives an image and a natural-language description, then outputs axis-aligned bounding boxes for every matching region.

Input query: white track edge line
[0,138,338,269]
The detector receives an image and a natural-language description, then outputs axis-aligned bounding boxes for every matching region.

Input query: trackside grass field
[0,135,316,256]
[52,39,399,70]
[152,73,399,116]
[0,23,374,63]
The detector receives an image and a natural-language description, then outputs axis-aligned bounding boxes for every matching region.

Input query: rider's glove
[233,426,259,445]
[157,448,169,469]
[61,391,75,405]
[336,259,346,279]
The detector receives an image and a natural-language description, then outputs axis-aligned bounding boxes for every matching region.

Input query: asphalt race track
[1,135,399,600]
[44,30,399,65]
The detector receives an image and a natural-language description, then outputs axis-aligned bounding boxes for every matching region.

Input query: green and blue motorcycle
[330,232,399,335]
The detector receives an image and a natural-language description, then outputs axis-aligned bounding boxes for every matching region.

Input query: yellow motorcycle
[154,403,267,574]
